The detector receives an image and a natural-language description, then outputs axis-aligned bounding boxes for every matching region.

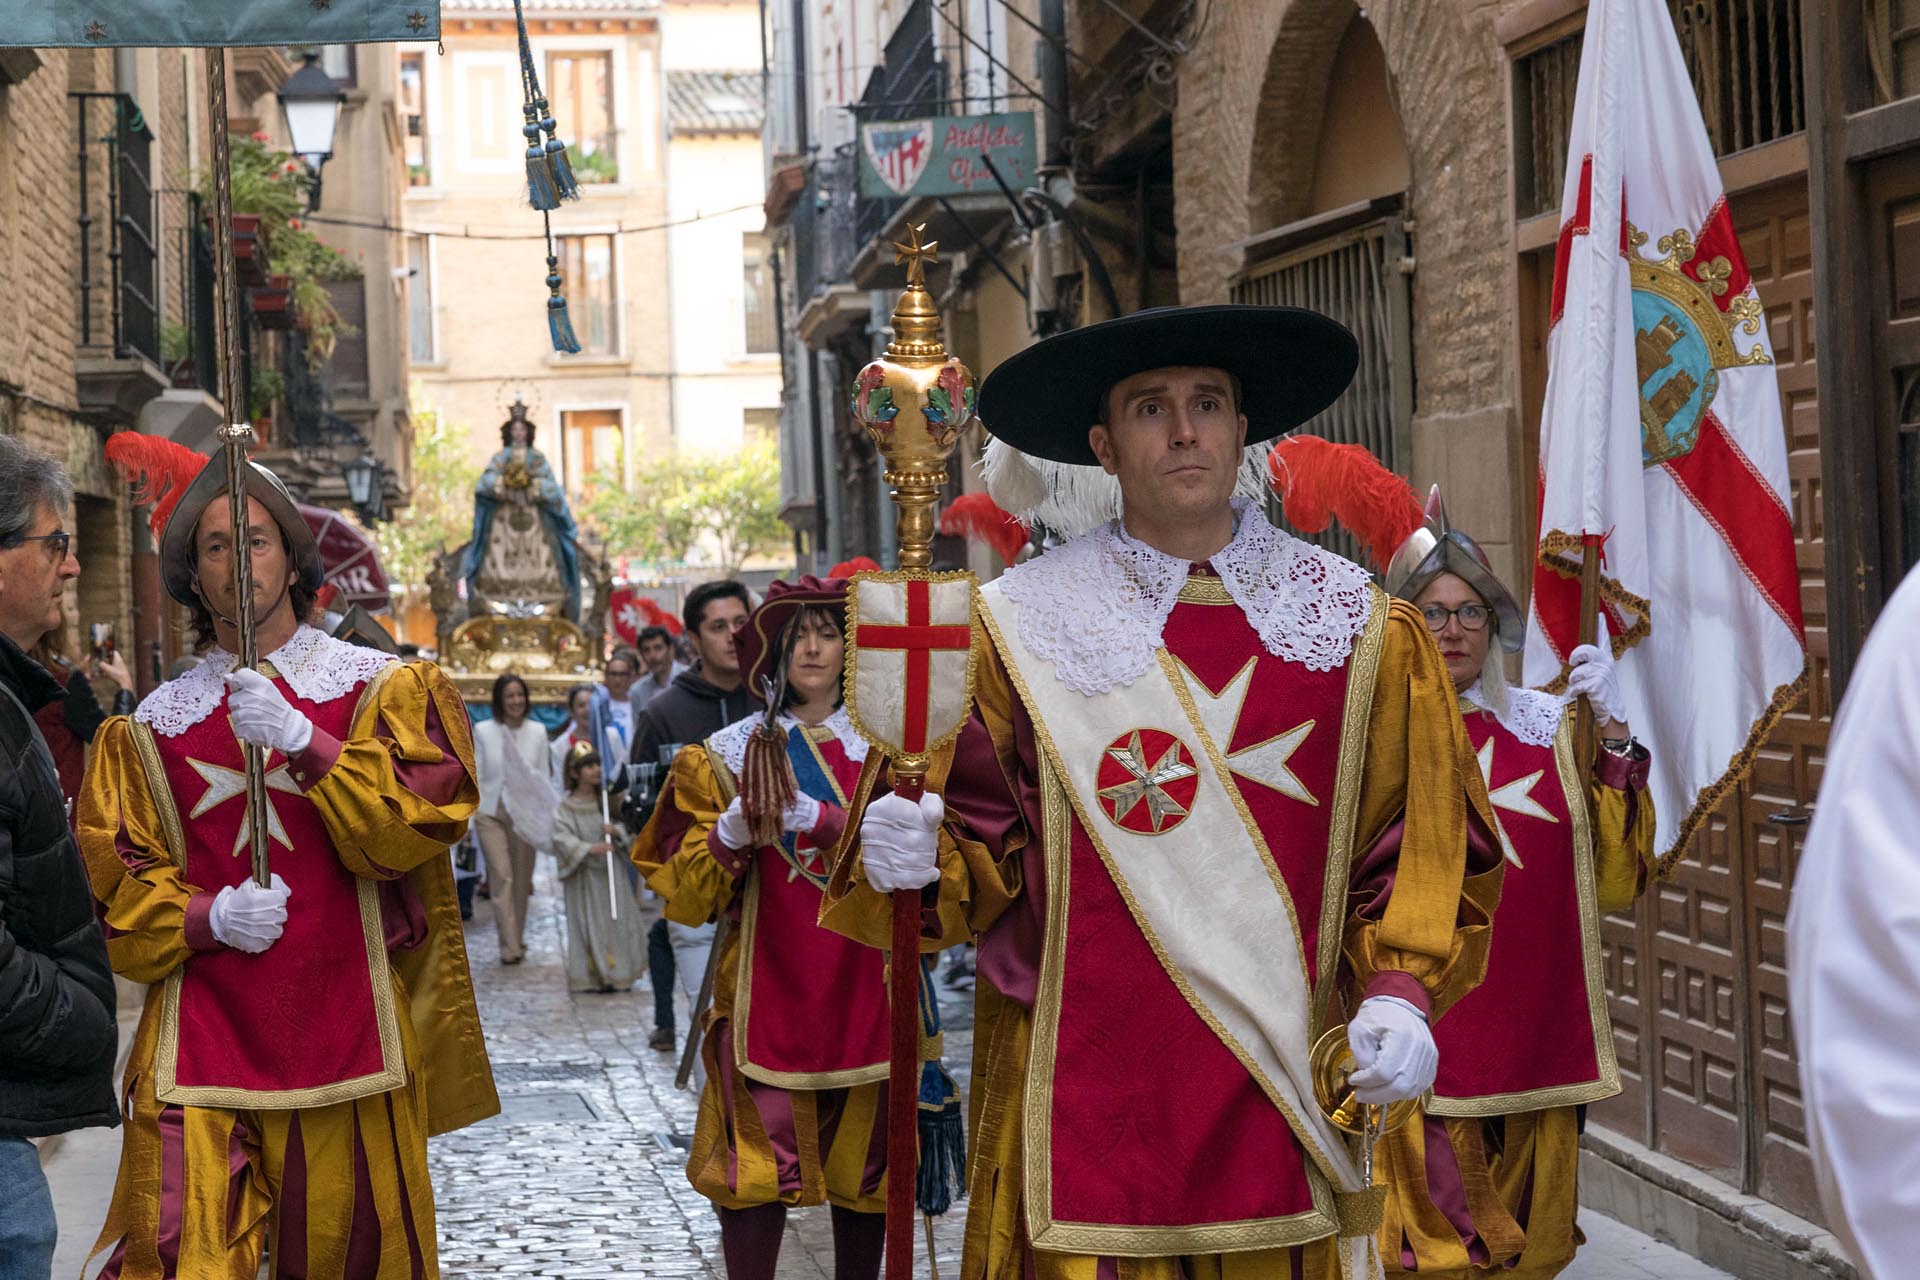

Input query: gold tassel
[739,722,798,848]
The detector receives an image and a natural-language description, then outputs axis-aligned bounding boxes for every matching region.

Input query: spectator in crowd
[0,435,117,1279]
[599,647,644,772]
[633,624,685,705]
[629,580,756,1052]
[472,672,557,965]
[551,682,597,783]
[31,635,134,805]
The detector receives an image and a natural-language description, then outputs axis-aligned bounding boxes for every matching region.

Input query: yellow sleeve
[300,661,480,881]
[1591,749,1657,914]
[76,717,200,984]
[632,744,741,926]
[820,629,1027,952]
[1344,600,1503,1020]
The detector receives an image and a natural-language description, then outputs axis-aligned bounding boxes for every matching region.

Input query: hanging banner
[859,111,1037,200]
[7,2,438,47]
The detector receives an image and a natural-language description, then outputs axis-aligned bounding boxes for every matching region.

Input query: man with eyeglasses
[0,435,117,1280]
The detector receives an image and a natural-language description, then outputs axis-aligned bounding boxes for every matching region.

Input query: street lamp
[277,53,347,212]
[342,449,380,519]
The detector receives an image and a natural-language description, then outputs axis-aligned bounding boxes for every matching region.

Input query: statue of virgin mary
[461,400,583,622]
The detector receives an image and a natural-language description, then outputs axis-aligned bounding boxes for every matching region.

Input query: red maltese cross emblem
[1095,729,1199,835]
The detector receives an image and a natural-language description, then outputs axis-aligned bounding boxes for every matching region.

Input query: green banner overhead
[859,112,1038,201]
[2,1,438,47]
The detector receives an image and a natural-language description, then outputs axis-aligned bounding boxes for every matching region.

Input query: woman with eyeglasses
[1271,440,1656,1280]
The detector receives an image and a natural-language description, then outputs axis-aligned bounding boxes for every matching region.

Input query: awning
[299,504,391,613]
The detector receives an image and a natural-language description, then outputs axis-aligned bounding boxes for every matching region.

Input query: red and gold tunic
[635,707,906,1211]
[823,511,1504,1280]
[1376,685,1652,1280]
[76,626,495,1280]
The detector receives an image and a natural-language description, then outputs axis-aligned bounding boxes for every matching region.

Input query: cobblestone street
[47,856,1732,1280]
[428,865,972,1280]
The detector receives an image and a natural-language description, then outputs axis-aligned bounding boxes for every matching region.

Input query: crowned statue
[462,399,583,623]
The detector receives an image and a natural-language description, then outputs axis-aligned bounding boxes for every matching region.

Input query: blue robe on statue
[462,444,583,623]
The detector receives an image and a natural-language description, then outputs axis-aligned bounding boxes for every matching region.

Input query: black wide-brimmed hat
[975,305,1359,466]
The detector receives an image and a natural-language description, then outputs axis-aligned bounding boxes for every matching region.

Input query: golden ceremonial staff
[843,225,982,1280]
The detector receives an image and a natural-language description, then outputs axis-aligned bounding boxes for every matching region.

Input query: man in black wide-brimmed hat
[820,306,1505,1280]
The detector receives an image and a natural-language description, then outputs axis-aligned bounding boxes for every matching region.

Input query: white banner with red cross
[844,572,979,764]
[1521,0,1807,867]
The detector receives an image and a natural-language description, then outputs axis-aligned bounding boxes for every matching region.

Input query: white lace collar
[135,625,398,738]
[707,705,869,778]
[1461,679,1569,749]
[992,498,1376,697]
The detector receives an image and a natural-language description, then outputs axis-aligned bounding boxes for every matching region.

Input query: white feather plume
[981,436,1275,541]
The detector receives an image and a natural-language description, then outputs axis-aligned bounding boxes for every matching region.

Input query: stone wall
[1168,0,1527,586]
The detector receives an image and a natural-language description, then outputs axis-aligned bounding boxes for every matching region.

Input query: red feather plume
[938,491,1030,565]
[1266,435,1424,572]
[829,556,882,577]
[103,432,209,540]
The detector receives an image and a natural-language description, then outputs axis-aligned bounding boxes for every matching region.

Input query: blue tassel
[913,954,966,1217]
[916,1059,967,1217]
[548,295,582,354]
[524,112,559,211]
[539,100,580,202]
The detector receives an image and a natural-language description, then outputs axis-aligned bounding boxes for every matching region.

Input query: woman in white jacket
[472,672,556,964]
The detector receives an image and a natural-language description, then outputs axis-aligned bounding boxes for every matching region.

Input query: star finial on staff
[891,223,938,288]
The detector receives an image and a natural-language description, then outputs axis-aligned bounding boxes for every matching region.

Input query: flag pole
[206,49,271,889]
[1574,534,1602,782]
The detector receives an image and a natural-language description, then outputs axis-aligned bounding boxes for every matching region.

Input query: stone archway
[1171,0,1512,422]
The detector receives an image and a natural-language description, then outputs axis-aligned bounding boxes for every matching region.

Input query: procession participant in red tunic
[1271,436,1655,1280]
[821,306,1506,1280]
[78,440,496,1279]
[634,575,928,1280]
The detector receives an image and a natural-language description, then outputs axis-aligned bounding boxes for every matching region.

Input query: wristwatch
[1600,735,1635,757]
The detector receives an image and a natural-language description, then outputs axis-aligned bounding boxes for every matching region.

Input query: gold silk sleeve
[1344,600,1503,1019]
[76,716,198,984]
[636,744,742,927]
[820,630,1028,952]
[1592,760,1656,915]
[306,661,480,881]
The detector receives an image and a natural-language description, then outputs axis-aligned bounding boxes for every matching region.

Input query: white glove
[225,669,313,755]
[1565,643,1627,727]
[209,874,291,954]
[781,793,823,835]
[714,796,751,851]
[1346,995,1438,1105]
[860,792,944,893]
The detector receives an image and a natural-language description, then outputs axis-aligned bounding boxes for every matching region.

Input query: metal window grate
[1232,217,1415,569]
[1513,2,1805,221]
[72,93,159,366]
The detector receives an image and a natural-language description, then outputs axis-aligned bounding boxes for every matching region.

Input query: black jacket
[629,668,758,772]
[0,630,117,1138]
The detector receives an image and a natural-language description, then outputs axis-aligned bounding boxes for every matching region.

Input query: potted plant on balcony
[251,274,295,330]
[199,134,363,370]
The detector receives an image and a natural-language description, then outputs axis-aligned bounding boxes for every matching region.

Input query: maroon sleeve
[183,891,221,952]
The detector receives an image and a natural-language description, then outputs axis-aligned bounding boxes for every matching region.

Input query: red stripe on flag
[1685,196,1752,310]
[1661,412,1806,642]
[1549,155,1634,332]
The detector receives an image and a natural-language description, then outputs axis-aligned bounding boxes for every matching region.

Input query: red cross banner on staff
[843,223,982,1280]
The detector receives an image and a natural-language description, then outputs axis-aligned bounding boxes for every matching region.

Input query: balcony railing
[72,93,159,366]
[790,146,865,306]
[849,0,949,245]
[157,189,221,397]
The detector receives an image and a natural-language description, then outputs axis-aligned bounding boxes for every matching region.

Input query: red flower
[288,217,303,232]
[251,130,271,144]
[282,160,299,174]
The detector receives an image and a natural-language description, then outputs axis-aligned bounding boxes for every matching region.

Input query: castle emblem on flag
[863,121,934,197]
[1628,221,1772,467]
